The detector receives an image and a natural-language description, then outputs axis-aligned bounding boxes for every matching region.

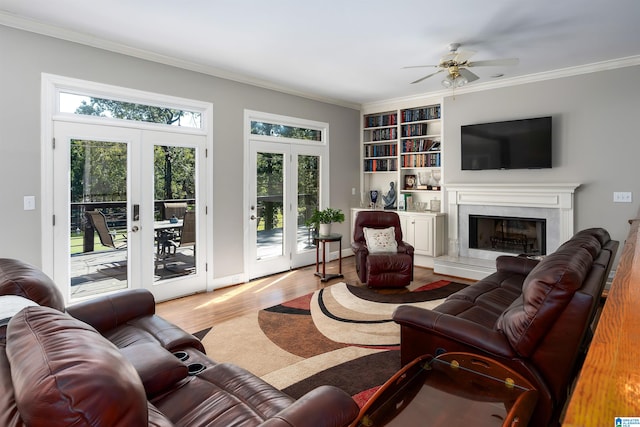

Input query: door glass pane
[69,139,128,299]
[153,145,197,281]
[297,155,320,251]
[256,152,284,259]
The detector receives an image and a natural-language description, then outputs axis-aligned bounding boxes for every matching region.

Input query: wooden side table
[314,233,343,282]
[352,352,538,427]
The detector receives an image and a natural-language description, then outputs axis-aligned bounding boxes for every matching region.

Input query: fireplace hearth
[469,215,546,255]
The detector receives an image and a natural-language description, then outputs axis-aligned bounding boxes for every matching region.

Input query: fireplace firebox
[469,215,546,255]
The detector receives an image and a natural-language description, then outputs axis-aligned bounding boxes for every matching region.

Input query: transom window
[59,92,203,129]
[250,120,322,141]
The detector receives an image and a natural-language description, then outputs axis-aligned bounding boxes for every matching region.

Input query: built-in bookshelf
[361,103,442,211]
[362,110,398,173]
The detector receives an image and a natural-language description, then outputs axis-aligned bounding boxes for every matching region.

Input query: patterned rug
[198,280,467,405]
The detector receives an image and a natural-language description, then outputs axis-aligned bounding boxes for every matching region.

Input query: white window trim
[40,73,214,277]
[242,109,330,279]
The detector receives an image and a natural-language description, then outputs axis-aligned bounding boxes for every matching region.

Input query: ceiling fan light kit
[405,42,519,92]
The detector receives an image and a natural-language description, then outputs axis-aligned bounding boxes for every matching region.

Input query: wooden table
[154,219,183,255]
[314,233,343,282]
[352,352,538,427]
[562,214,640,425]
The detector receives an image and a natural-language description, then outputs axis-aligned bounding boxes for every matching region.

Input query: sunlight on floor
[195,270,301,308]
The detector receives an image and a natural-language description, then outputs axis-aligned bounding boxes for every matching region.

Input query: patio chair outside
[163,202,188,220]
[85,210,127,250]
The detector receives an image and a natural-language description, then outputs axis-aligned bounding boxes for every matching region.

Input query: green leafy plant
[305,207,345,227]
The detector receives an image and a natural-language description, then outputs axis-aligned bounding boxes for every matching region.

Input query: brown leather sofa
[0,258,359,427]
[351,211,414,287]
[392,228,618,427]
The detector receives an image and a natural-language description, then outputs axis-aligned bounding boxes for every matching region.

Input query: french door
[53,121,207,302]
[247,141,326,279]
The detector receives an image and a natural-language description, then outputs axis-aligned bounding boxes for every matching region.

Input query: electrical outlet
[613,192,632,203]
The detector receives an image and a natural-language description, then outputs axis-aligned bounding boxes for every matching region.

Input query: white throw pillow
[363,226,398,253]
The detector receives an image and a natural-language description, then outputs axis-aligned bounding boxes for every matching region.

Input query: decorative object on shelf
[398,195,406,211]
[432,170,442,191]
[404,175,416,190]
[404,194,414,211]
[382,182,397,209]
[369,190,379,208]
[417,172,429,190]
[430,198,441,212]
[305,207,345,236]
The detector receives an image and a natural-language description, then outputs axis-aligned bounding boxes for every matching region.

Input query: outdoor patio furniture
[85,210,127,250]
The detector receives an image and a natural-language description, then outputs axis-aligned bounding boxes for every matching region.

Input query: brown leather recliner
[0,258,360,427]
[392,228,618,427]
[351,211,414,287]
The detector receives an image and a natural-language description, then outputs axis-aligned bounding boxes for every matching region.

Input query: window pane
[251,121,322,141]
[60,92,202,129]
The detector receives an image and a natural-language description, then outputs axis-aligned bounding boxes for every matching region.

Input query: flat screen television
[461,116,552,170]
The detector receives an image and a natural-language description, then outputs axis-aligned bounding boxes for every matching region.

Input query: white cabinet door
[411,215,434,256]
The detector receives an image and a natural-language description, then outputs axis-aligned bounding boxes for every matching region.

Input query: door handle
[131,225,140,232]
[250,215,257,220]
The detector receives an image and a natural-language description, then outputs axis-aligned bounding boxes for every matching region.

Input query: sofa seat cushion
[366,253,412,288]
[444,271,523,316]
[434,299,501,329]
[101,315,205,352]
[6,306,148,427]
[153,362,294,426]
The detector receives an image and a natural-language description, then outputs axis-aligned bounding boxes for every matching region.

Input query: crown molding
[3,11,639,112]
[0,12,361,111]
[363,56,640,110]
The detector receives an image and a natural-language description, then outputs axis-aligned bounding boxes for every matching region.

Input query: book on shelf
[400,106,441,123]
[402,138,438,153]
[369,127,398,142]
[365,113,397,128]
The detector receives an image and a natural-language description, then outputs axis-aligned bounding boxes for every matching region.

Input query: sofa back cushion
[6,306,148,427]
[353,211,403,244]
[0,259,64,311]
[496,246,595,356]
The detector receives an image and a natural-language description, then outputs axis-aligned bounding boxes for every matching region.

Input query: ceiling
[1,0,640,107]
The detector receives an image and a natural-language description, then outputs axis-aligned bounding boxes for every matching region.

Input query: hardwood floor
[156,255,475,334]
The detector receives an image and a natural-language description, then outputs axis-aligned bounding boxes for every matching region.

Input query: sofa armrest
[66,288,155,333]
[397,241,414,256]
[495,255,540,276]
[392,305,515,358]
[260,385,359,427]
[350,240,368,255]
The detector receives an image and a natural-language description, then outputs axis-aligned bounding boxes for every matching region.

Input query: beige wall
[2,23,637,279]
[441,65,640,258]
[0,25,361,279]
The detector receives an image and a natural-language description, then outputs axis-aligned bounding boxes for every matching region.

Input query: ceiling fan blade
[411,69,444,84]
[458,68,480,83]
[453,49,476,64]
[402,65,439,69]
[468,58,519,67]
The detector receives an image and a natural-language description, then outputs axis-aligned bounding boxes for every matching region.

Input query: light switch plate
[24,195,36,210]
[613,192,632,203]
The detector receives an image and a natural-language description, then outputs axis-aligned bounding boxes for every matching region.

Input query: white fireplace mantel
[435,183,581,279]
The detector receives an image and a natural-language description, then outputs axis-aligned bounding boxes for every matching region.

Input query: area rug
[198,280,467,405]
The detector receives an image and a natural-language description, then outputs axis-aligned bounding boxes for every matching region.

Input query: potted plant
[306,207,345,236]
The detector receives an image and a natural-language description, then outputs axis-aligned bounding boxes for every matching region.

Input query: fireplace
[434,183,580,279]
[469,215,546,255]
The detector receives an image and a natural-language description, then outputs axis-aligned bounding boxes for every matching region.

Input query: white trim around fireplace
[435,183,580,279]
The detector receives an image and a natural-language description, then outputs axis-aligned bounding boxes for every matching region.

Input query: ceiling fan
[404,43,519,88]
